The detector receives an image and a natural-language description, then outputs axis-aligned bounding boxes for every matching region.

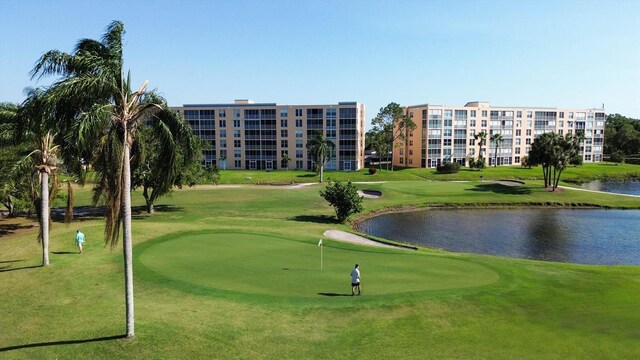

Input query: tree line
[605,113,640,163]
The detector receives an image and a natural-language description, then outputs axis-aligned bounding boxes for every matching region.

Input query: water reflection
[356,209,640,265]
[579,180,640,196]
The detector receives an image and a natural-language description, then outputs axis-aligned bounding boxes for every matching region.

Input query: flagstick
[321,242,323,271]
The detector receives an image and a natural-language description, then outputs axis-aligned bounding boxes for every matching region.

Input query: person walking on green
[75,230,85,254]
[351,264,361,296]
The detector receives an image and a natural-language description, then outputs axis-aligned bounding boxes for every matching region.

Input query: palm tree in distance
[490,133,504,167]
[32,20,168,338]
[305,132,335,183]
[474,131,487,160]
[281,152,291,171]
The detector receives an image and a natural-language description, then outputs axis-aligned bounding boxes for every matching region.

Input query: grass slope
[1,181,640,359]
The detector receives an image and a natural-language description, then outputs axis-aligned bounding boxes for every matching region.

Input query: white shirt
[351,268,360,283]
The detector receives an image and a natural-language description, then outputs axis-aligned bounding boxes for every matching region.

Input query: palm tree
[474,131,487,160]
[28,132,60,266]
[32,20,167,338]
[281,152,291,171]
[305,132,335,183]
[490,133,504,167]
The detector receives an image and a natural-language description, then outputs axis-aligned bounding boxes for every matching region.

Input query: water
[357,209,640,265]
[578,180,640,196]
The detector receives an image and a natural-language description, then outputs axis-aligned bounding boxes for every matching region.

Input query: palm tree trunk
[41,171,50,267]
[122,129,135,338]
[320,165,324,183]
[494,146,498,167]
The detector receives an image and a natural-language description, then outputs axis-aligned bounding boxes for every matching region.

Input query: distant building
[395,101,605,168]
[172,100,365,171]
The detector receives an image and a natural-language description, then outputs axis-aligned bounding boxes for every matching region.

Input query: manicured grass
[1,181,640,359]
[215,162,640,184]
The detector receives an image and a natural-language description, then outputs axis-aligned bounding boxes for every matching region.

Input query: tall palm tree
[305,132,335,183]
[490,133,504,167]
[281,152,291,171]
[474,131,487,159]
[32,20,167,338]
[27,132,60,266]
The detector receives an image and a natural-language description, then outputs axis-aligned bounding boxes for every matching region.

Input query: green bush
[436,162,461,174]
[319,181,364,222]
[368,167,377,175]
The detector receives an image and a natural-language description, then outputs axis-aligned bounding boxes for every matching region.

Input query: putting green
[137,231,499,297]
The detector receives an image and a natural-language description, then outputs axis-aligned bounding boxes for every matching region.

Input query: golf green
[137,231,499,297]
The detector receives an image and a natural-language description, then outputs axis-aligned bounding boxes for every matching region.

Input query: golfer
[351,264,361,296]
[75,230,85,254]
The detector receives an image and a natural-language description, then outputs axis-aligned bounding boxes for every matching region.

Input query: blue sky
[1,0,639,127]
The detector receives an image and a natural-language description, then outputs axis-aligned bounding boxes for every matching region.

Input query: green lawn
[1,181,640,359]
[215,162,640,184]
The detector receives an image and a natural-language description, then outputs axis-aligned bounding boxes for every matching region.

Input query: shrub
[368,167,377,175]
[610,150,625,165]
[319,181,364,223]
[436,162,461,174]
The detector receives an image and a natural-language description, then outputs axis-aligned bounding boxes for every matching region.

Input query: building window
[569,112,574,119]
[482,110,488,117]
[516,129,521,136]
[469,139,475,146]
[280,109,288,117]
[409,150,413,155]
[517,111,522,118]
[234,160,242,167]
[470,110,476,118]
[233,120,241,128]
[481,120,487,127]
[296,150,303,158]
[281,140,288,148]
[234,140,241,148]
[515,156,520,163]
[526,138,531,145]
[559,112,564,119]
[296,119,303,127]
[408,158,413,165]
[527,111,533,118]
[233,130,241,138]
[219,139,227,148]
[295,160,303,169]
[281,119,287,127]
[234,110,240,118]
[470,120,476,127]
[219,119,226,128]
[515,147,521,154]
[281,129,288,137]
[295,109,303,117]
[234,149,241,157]
[399,158,404,164]
[515,138,521,145]
[219,109,226,117]
[526,129,532,136]
[295,130,303,138]
[296,140,303,148]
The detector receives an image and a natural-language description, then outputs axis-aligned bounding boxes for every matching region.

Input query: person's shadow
[317,292,353,297]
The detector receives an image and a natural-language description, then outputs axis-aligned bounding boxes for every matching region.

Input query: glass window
[280,109,288,117]
[219,109,226,117]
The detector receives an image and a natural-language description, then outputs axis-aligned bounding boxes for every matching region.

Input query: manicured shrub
[436,162,461,174]
[319,181,364,223]
[368,167,377,175]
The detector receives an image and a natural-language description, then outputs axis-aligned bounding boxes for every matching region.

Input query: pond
[356,208,640,265]
[578,180,640,196]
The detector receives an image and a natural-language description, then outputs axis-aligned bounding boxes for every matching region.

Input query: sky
[1,0,639,129]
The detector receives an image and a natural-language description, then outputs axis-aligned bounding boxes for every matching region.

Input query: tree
[306,132,335,183]
[490,133,504,167]
[474,131,488,160]
[366,127,391,170]
[371,103,416,171]
[610,150,625,164]
[27,132,60,266]
[281,152,291,171]
[605,114,640,156]
[528,132,580,191]
[319,181,364,223]
[32,20,167,338]
[131,108,199,214]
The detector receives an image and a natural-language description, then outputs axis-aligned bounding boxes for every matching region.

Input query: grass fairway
[1,181,640,359]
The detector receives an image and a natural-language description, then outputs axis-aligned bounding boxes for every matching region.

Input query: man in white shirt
[351,264,361,296]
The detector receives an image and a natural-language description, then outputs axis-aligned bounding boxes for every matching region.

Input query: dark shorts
[351,282,360,287]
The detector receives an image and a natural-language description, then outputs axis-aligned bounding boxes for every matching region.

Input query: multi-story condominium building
[394,101,605,168]
[173,100,366,171]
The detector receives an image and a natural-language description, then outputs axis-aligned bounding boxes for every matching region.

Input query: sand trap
[322,230,414,251]
[358,189,382,198]
[493,180,525,187]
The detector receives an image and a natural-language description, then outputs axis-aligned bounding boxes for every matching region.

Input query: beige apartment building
[394,101,605,168]
[173,100,366,171]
